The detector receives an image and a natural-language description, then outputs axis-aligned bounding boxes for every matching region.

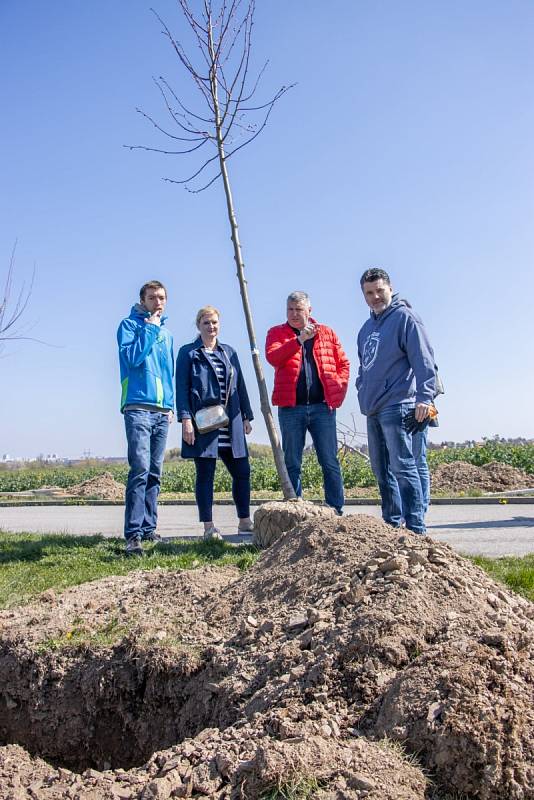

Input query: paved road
[1,503,533,557]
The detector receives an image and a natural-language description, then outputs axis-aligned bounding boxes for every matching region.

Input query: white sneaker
[237,520,254,533]
[203,525,223,541]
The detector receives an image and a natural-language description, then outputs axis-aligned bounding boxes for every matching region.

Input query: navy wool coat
[176,338,254,459]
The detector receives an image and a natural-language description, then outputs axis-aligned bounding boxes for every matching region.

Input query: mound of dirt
[253,499,335,548]
[68,471,125,500]
[431,460,532,493]
[1,515,533,799]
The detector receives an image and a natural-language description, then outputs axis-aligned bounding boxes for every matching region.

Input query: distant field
[1,441,532,493]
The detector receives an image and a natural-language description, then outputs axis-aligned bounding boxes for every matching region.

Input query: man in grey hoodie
[356,268,437,534]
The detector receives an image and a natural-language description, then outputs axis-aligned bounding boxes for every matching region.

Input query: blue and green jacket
[117,304,174,412]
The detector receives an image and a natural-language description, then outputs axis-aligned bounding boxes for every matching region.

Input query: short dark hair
[360,268,391,288]
[140,280,167,301]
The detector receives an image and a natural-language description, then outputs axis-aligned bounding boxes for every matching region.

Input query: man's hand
[244,420,252,435]
[298,323,317,344]
[404,404,438,434]
[415,403,431,422]
[182,418,195,445]
[146,311,162,326]
[168,411,174,424]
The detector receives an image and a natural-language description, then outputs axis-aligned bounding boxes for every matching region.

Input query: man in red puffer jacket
[265,291,350,514]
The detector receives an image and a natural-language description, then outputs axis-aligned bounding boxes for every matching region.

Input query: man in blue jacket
[356,268,436,534]
[117,280,174,555]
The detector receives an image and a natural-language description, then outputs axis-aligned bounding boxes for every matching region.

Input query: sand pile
[431,460,532,493]
[68,471,125,500]
[0,515,533,798]
[40,472,125,500]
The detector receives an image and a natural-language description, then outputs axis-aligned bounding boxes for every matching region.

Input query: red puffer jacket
[265,320,350,408]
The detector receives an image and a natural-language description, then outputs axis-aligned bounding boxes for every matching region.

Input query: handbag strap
[202,346,234,409]
[220,350,234,409]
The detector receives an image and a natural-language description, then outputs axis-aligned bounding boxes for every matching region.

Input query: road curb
[0,497,533,508]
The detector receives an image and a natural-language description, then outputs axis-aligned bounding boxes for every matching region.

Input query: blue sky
[1,0,533,459]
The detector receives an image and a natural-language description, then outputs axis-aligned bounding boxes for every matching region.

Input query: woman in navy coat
[176,306,254,539]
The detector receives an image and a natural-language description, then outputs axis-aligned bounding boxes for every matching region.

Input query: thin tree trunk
[208,32,296,500]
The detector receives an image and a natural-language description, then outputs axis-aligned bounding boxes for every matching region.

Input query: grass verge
[0,532,258,609]
[470,553,534,602]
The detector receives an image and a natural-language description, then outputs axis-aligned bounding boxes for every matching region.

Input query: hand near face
[146,311,162,326]
[142,287,166,324]
[298,323,317,344]
[182,418,195,445]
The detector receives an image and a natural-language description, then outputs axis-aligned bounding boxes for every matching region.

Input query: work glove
[404,404,438,434]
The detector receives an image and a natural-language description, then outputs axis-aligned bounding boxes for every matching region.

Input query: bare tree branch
[157,76,214,125]
[163,150,221,185]
[151,8,212,104]
[0,243,34,340]
[133,106,205,142]
[125,140,208,156]
[0,242,55,356]
[133,0,296,497]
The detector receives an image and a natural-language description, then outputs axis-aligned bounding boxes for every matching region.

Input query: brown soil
[69,472,125,500]
[42,472,126,501]
[1,515,533,799]
[431,460,532,493]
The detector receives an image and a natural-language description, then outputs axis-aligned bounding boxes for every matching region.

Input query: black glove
[403,410,428,434]
[403,405,438,434]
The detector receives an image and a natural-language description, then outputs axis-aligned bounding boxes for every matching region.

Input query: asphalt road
[1,503,533,557]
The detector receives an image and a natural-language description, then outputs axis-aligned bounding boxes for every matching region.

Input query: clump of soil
[1,515,533,799]
[253,498,335,547]
[431,460,532,493]
[40,471,126,500]
[68,471,125,500]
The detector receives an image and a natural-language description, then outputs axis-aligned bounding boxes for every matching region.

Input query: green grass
[470,553,534,602]
[0,532,259,609]
[260,775,326,800]
[36,614,131,652]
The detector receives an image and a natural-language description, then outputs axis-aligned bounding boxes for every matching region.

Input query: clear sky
[1,0,533,459]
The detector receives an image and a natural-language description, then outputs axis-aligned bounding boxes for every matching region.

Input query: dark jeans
[124,410,169,540]
[194,450,251,522]
[278,402,344,513]
[366,402,425,534]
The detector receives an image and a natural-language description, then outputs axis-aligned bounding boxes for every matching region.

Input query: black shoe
[334,508,344,517]
[141,531,162,542]
[125,536,143,556]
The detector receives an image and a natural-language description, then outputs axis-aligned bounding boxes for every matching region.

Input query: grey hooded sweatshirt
[356,294,436,417]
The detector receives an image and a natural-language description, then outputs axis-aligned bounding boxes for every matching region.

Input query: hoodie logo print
[362,332,380,371]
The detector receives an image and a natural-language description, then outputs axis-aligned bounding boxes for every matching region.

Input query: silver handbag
[194,404,229,434]
[194,352,234,434]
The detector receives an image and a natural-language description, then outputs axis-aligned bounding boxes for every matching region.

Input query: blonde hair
[196,305,220,328]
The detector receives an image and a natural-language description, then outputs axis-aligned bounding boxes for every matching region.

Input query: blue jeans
[366,403,426,534]
[278,403,344,513]
[194,451,251,522]
[412,428,430,513]
[124,410,169,540]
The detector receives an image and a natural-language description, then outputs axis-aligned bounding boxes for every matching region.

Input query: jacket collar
[192,336,223,352]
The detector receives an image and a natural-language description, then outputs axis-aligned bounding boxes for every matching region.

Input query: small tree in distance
[130,0,296,499]
[0,242,36,356]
